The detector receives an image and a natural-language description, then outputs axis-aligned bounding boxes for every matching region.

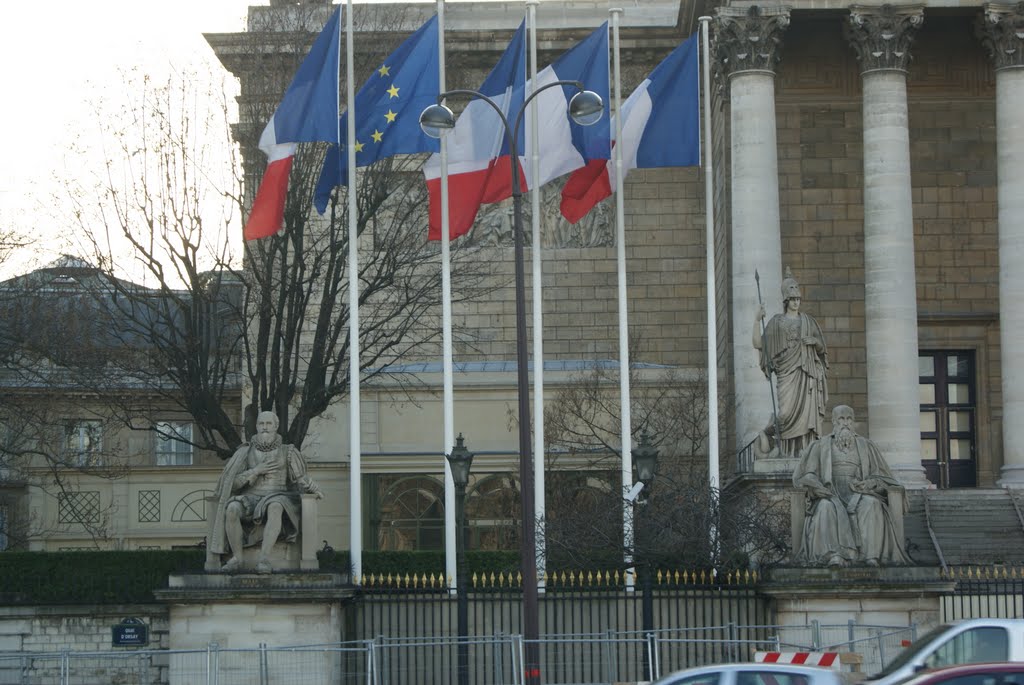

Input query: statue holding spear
[752,267,829,459]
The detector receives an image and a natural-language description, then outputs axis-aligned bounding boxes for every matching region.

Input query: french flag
[560,31,700,225]
[243,8,341,241]
[424,22,610,241]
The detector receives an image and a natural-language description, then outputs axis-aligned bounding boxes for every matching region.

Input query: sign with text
[111,618,148,647]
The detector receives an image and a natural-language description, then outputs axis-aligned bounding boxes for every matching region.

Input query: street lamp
[633,431,659,499]
[631,431,659,680]
[446,433,474,685]
[422,82,603,685]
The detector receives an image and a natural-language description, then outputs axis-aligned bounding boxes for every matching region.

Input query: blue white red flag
[313,15,441,214]
[424,21,610,241]
[244,7,342,240]
[422,21,527,241]
[560,31,700,225]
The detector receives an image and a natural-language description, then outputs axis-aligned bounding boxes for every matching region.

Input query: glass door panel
[919,351,977,488]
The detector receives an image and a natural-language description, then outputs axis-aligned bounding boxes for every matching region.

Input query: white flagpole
[609,7,634,590]
[345,0,363,584]
[438,0,458,592]
[699,15,720,559]
[526,0,546,592]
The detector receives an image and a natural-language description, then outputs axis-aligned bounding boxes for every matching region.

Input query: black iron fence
[348,568,774,684]
[940,566,1024,621]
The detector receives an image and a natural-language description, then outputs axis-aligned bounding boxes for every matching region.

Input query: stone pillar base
[155,574,354,685]
[889,463,932,490]
[997,464,1024,488]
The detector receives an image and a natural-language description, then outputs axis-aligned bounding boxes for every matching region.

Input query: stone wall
[0,604,169,652]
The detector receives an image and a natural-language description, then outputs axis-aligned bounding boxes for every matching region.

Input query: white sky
[0,1,258,272]
[0,0,515,276]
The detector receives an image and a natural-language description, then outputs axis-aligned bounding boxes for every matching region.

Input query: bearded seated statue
[204,411,322,574]
[790,405,911,567]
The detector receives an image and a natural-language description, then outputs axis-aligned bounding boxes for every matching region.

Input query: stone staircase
[902,488,1024,568]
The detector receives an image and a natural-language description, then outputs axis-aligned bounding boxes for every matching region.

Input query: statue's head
[832,405,855,431]
[255,411,279,437]
[781,266,802,310]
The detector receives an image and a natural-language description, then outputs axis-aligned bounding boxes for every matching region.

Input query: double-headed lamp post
[421,82,603,685]
[446,434,474,685]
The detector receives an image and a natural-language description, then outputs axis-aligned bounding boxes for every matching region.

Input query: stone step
[900,489,1024,567]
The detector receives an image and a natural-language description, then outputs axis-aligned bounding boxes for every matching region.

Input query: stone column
[715,5,791,448]
[845,5,930,487]
[979,4,1024,487]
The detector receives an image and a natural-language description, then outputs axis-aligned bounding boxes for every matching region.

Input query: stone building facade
[13,0,1013,556]
[201,0,1024,558]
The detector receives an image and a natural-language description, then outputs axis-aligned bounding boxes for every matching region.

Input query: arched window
[467,474,519,551]
[375,476,445,551]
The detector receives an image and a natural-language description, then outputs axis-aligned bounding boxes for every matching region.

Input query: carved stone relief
[465,183,613,249]
[977,2,1024,70]
[844,4,925,74]
[714,5,792,78]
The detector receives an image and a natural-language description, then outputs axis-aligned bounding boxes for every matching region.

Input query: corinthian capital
[845,4,925,74]
[977,2,1024,70]
[714,5,792,78]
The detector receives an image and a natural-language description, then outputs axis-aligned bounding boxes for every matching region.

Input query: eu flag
[314,15,440,213]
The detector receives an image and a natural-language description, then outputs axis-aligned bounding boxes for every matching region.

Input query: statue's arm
[223,448,257,492]
[287,447,323,499]
[752,304,766,350]
[794,450,831,500]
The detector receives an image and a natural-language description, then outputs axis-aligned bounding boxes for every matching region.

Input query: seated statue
[793,405,911,567]
[208,411,322,574]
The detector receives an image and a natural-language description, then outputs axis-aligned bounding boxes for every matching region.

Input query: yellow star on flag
[371,130,384,143]
[354,140,364,153]
[384,110,397,124]
[378,64,390,77]
[387,84,400,99]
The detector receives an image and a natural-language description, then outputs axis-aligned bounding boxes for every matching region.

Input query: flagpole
[699,15,720,562]
[345,0,363,585]
[438,0,459,593]
[608,6,634,591]
[525,0,546,593]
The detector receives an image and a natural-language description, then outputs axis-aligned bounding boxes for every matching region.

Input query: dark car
[894,662,1024,685]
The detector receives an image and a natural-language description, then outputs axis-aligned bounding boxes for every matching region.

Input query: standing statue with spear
[752,267,830,460]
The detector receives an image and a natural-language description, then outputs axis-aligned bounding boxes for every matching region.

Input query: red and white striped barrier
[754,652,841,669]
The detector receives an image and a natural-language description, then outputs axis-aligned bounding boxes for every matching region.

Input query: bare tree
[55,5,494,457]
[0,268,139,549]
[541,358,790,571]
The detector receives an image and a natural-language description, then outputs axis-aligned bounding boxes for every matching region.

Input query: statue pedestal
[155,573,354,684]
[759,567,954,674]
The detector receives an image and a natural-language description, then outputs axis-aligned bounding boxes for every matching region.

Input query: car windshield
[873,624,954,678]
